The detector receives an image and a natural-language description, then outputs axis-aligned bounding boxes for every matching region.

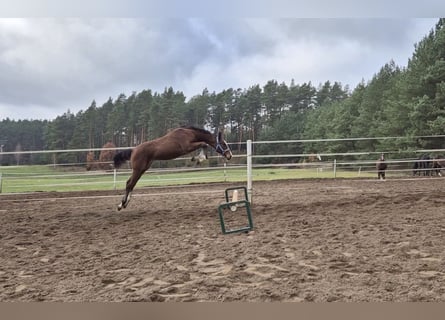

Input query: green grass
[0,165,115,193]
[0,164,377,194]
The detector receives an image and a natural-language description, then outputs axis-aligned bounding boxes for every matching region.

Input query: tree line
[1,19,444,166]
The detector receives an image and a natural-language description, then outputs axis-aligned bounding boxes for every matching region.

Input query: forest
[1,19,445,166]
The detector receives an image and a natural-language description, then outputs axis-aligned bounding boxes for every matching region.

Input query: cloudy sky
[0,1,441,120]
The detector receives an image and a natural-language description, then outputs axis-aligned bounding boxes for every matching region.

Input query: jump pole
[247,139,253,203]
[218,186,253,234]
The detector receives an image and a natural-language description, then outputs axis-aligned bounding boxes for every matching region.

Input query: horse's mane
[181,126,212,135]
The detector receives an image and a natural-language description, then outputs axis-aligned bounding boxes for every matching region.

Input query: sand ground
[1,178,445,301]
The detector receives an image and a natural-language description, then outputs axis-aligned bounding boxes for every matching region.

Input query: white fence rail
[1,136,445,194]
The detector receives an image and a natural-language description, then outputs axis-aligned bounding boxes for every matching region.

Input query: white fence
[1,135,445,194]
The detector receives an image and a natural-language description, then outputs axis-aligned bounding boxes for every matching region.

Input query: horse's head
[215,129,232,160]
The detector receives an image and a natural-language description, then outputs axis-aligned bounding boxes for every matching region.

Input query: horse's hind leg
[118,168,145,211]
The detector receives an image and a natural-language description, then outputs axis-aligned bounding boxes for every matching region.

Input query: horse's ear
[218,127,225,140]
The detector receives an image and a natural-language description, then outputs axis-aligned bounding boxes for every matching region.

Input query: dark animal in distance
[376,154,387,180]
[431,155,444,177]
[413,154,432,176]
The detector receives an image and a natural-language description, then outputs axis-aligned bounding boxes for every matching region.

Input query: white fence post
[334,159,337,178]
[113,169,117,190]
[247,139,252,203]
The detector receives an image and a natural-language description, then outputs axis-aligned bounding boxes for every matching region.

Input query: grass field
[0,164,378,194]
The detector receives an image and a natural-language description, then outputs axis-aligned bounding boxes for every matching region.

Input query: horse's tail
[113,149,133,168]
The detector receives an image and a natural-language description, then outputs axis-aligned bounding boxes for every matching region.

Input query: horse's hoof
[117,204,123,211]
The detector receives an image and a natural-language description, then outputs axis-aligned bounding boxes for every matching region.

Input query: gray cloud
[1,0,444,17]
[0,18,438,120]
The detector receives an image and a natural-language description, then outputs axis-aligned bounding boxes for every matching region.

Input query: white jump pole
[247,139,253,203]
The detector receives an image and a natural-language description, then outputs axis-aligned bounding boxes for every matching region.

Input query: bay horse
[376,153,387,180]
[431,155,444,177]
[113,126,232,210]
[413,154,431,176]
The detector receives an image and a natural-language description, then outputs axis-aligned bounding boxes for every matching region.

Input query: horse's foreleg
[118,169,145,211]
[190,144,209,163]
[201,144,209,159]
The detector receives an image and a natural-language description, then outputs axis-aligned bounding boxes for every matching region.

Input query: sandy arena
[1,178,445,302]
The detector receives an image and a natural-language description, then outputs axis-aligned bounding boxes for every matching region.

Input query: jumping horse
[113,126,232,210]
[376,153,387,180]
